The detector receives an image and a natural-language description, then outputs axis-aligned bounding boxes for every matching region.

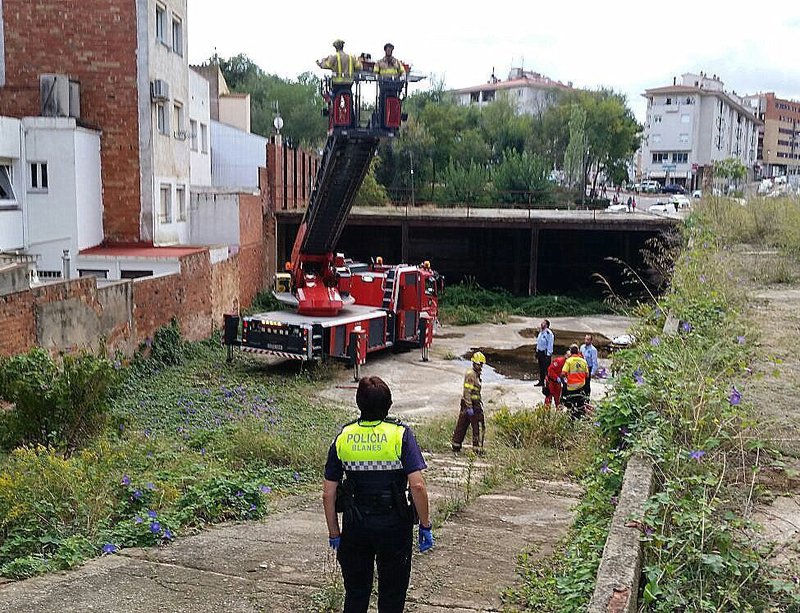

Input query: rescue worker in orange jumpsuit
[561,344,590,418]
[544,350,568,407]
[451,351,485,453]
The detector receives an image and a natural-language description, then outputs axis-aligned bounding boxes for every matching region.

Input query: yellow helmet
[471,351,486,365]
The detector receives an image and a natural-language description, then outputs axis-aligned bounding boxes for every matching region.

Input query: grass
[439,281,612,326]
[0,336,350,578]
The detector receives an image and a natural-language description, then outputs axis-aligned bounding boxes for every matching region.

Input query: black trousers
[338,510,413,612]
[536,350,551,384]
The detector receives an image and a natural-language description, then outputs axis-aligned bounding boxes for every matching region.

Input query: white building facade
[0,115,103,278]
[450,68,572,116]
[641,73,760,189]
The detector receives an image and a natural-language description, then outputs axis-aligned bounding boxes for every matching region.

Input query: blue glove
[419,524,434,552]
[328,536,341,550]
[466,408,474,417]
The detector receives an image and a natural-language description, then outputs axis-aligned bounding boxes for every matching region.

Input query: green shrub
[0,348,118,450]
[149,319,185,366]
[493,406,574,450]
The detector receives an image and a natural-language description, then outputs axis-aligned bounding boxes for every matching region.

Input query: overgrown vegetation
[0,329,349,579]
[439,280,611,326]
[504,197,800,610]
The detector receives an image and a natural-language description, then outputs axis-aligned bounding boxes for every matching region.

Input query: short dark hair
[570,344,580,354]
[544,319,550,327]
[356,376,392,420]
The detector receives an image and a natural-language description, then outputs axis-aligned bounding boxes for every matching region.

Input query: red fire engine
[223,64,439,378]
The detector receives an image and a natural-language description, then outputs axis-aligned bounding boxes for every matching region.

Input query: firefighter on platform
[323,376,433,613]
[451,351,485,454]
[317,39,361,128]
[374,43,407,130]
[561,344,590,418]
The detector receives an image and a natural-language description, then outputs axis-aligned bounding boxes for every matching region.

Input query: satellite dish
[273,116,284,131]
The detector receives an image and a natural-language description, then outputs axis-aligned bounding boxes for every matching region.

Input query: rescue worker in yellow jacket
[323,376,433,613]
[316,39,362,83]
[561,344,590,418]
[451,351,485,453]
[374,43,406,79]
[373,42,407,131]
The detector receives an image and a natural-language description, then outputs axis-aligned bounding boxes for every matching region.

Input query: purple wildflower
[600,463,610,474]
[132,489,142,500]
[147,510,157,518]
[249,503,257,512]
[102,543,118,554]
[121,474,131,486]
[145,482,156,491]
[259,485,272,494]
[680,321,693,333]
[134,516,143,524]
[610,496,619,506]
[737,335,746,345]
[633,369,644,385]
[650,337,661,346]
[113,359,122,370]
[699,274,706,284]
[236,490,244,497]
[729,385,742,406]
[144,429,151,438]
[293,472,301,482]
[163,528,174,540]
[150,521,161,534]
[689,450,706,461]
[644,526,654,536]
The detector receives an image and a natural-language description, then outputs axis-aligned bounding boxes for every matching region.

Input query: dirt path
[0,314,626,611]
[735,253,800,576]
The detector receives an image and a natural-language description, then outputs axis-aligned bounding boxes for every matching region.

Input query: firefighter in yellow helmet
[374,42,407,131]
[451,351,486,454]
[374,42,406,79]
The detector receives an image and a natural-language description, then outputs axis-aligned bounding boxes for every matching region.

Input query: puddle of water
[459,346,536,381]
[519,328,613,359]
[453,358,507,383]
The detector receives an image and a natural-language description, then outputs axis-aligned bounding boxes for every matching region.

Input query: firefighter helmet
[384,42,394,52]
[471,351,486,365]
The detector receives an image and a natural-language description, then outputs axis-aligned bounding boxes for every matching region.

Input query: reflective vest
[562,355,589,391]
[462,368,481,404]
[375,56,405,78]
[322,51,360,83]
[335,419,406,494]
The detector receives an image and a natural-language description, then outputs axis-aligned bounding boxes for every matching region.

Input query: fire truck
[223,66,440,378]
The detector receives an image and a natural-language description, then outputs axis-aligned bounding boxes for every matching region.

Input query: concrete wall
[211,120,266,189]
[218,94,250,133]
[0,263,29,295]
[189,191,242,247]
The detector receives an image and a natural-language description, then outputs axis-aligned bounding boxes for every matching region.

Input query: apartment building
[450,68,573,115]
[742,92,800,179]
[641,73,760,190]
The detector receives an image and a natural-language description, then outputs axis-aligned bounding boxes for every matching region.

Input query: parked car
[692,190,702,199]
[606,203,628,213]
[641,180,660,193]
[661,183,687,195]
[670,195,691,209]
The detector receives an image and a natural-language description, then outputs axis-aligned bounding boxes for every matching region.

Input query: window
[155,4,167,44]
[200,123,208,153]
[0,164,17,202]
[121,270,154,279]
[172,17,183,55]
[653,115,662,124]
[156,102,168,135]
[159,184,171,223]
[665,97,672,105]
[190,120,198,151]
[173,102,185,138]
[29,162,48,191]
[672,152,688,164]
[652,152,669,163]
[78,269,108,279]
[176,185,186,221]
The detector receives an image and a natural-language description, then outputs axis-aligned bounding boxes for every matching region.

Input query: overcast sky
[188,1,800,123]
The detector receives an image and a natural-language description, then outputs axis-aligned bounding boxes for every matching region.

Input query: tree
[491,149,552,206]
[436,160,489,206]
[713,157,747,188]
[564,104,587,189]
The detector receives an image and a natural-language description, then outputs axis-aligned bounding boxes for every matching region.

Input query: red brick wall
[211,257,240,326]
[0,0,142,242]
[132,252,213,343]
[266,141,319,211]
[0,291,36,357]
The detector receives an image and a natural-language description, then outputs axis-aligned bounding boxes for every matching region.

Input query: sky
[187,0,800,123]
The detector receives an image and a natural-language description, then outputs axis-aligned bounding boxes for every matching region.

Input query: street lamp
[409,150,415,210]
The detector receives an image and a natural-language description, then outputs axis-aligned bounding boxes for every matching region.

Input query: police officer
[322,376,433,613]
[451,351,485,453]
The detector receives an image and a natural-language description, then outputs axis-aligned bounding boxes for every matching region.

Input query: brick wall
[266,141,319,211]
[0,291,36,357]
[0,0,142,242]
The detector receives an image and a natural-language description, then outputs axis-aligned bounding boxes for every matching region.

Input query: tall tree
[564,104,587,188]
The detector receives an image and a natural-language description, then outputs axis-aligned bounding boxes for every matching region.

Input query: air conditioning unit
[40,74,80,118]
[150,79,170,101]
